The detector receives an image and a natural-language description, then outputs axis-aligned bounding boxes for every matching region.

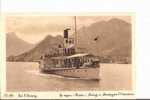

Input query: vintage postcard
[0,13,135,99]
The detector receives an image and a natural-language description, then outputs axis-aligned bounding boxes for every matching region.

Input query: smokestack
[64,28,70,38]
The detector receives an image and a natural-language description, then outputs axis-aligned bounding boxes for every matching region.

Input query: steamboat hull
[40,67,100,80]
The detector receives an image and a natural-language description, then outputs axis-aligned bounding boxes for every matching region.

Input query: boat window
[66,39,68,43]
[69,40,71,44]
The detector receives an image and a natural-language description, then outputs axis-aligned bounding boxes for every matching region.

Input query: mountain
[77,18,131,58]
[8,18,132,63]
[11,35,63,61]
[6,33,34,57]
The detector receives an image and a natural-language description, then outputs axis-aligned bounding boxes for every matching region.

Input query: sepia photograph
[0,13,136,99]
[2,0,150,99]
[5,14,134,92]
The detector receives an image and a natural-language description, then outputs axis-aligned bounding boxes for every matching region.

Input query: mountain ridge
[6,32,35,57]
[7,18,132,63]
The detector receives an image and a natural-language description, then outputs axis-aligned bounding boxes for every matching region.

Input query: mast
[74,16,77,52]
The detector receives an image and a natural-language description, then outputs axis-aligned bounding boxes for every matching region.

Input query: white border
[1,0,150,99]
[0,12,135,99]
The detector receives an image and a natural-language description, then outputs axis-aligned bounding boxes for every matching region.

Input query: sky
[6,16,131,44]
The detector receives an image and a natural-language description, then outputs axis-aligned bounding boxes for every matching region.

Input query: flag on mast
[94,36,100,41]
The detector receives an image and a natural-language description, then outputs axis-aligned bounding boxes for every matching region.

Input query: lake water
[6,62,133,91]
